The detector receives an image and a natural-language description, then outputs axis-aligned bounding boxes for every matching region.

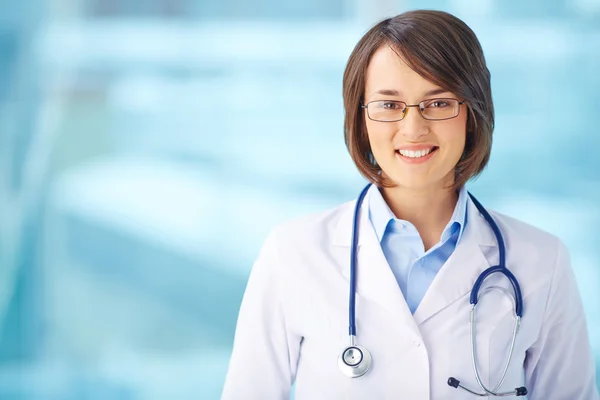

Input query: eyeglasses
[361,98,465,122]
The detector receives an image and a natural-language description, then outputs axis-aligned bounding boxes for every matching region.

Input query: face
[363,45,468,191]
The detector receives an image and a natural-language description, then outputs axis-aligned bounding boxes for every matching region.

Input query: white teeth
[398,148,434,158]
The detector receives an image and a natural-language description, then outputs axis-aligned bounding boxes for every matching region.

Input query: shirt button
[413,339,421,347]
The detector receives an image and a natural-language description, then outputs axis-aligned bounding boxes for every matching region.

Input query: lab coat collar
[332,185,495,248]
[413,198,497,325]
[333,186,497,328]
[367,184,469,245]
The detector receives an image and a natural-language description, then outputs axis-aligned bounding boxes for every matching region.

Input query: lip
[395,144,438,151]
[395,146,438,164]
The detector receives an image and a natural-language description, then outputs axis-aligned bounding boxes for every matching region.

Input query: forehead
[364,45,440,98]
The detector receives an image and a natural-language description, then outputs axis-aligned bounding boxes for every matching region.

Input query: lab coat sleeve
[524,240,599,399]
[221,231,294,400]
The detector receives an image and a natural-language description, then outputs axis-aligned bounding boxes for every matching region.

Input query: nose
[399,106,429,139]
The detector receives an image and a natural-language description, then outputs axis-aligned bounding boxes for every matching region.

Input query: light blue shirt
[367,185,469,314]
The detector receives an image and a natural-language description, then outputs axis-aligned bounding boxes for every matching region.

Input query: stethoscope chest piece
[338,345,372,378]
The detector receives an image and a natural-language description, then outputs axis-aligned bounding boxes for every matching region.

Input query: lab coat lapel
[333,192,420,336]
[413,195,497,326]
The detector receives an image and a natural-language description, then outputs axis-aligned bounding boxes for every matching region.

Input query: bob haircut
[343,10,494,191]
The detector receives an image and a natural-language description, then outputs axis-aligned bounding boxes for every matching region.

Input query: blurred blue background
[0,0,599,398]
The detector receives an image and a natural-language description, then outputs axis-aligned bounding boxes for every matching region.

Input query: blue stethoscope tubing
[340,183,527,397]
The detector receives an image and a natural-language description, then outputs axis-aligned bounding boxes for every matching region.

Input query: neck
[380,183,458,250]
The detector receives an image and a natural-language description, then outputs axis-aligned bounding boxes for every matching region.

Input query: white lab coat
[221,192,599,400]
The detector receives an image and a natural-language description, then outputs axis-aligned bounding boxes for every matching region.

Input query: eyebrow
[373,88,451,97]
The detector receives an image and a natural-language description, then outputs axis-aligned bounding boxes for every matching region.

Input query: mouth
[395,146,439,159]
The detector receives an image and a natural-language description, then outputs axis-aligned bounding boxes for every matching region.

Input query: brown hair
[343,10,494,191]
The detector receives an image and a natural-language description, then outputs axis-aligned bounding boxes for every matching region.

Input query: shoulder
[483,208,571,290]
[264,199,355,249]
[486,208,564,250]
[253,199,355,283]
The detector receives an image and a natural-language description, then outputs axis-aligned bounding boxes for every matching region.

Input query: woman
[221,10,598,400]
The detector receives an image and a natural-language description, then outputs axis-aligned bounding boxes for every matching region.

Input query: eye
[426,100,450,109]
[382,101,402,110]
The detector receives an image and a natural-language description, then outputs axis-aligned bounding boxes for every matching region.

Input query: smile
[396,146,438,158]
[397,147,437,158]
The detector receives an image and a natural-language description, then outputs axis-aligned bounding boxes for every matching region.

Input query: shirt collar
[367,184,469,244]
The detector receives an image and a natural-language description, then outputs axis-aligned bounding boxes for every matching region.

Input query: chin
[386,173,449,191]
[389,177,431,190]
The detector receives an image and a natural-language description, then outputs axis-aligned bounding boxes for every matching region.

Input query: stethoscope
[338,183,528,397]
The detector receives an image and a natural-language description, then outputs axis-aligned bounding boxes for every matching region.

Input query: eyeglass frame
[360,98,466,122]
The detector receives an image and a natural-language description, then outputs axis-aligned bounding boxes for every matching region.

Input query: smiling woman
[221,9,599,400]
[343,14,493,195]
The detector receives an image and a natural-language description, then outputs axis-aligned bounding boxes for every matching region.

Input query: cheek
[365,120,396,151]
[444,131,466,154]
[438,121,467,159]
